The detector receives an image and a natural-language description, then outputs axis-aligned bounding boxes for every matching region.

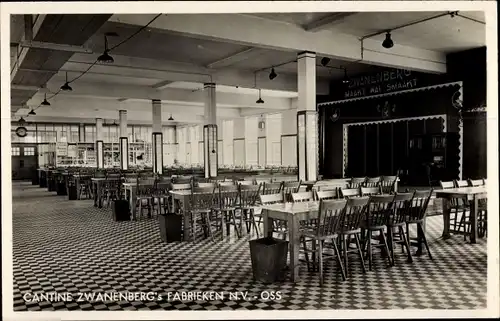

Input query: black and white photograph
[1,1,498,320]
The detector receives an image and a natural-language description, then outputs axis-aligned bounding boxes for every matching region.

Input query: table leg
[76,178,81,200]
[182,195,191,242]
[470,196,478,244]
[130,187,137,221]
[288,215,300,283]
[97,182,103,208]
[93,182,98,207]
[441,197,451,239]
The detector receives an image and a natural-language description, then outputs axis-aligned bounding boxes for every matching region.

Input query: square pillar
[79,123,85,143]
[119,110,129,170]
[96,118,104,169]
[297,51,318,182]
[152,99,163,174]
[204,124,218,178]
[203,83,217,178]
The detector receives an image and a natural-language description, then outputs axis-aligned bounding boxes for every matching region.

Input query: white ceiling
[9,10,487,125]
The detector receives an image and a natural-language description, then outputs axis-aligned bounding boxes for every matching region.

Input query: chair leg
[342,234,349,278]
[379,229,392,267]
[318,240,324,287]
[311,240,317,272]
[301,237,311,271]
[418,223,433,260]
[232,211,241,238]
[354,234,366,274]
[332,238,346,281]
[387,227,395,266]
[206,212,215,243]
[399,225,413,263]
[367,230,373,271]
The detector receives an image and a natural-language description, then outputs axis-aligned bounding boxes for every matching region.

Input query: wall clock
[15,126,28,138]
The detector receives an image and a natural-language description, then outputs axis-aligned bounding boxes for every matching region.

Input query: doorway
[11,144,38,180]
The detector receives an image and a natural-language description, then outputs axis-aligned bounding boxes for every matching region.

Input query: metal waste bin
[249,237,288,283]
[159,213,183,243]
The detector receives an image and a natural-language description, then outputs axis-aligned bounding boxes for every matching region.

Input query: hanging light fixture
[18,117,26,124]
[256,89,264,104]
[382,32,394,49]
[28,109,36,115]
[342,68,350,84]
[41,94,51,106]
[168,114,174,121]
[97,35,114,63]
[60,72,73,91]
[321,57,331,67]
[269,68,277,80]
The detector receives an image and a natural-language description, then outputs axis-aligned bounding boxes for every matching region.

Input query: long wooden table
[123,181,170,220]
[435,187,487,244]
[261,201,319,283]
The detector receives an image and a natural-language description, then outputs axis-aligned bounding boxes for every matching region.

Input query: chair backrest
[380,175,398,194]
[455,180,469,188]
[238,184,261,207]
[469,179,485,187]
[262,182,282,195]
[388,192,413,225]
[316,199,347,237]
[440,181,455,189]
[218,184,238,192]
[341,188,361,199]
[340,197,370,232]
[282,180,301,192]
[315,190,338,201]
[291,191,314,202]
[260,193,285,205]
[190,190,215,211]
[238,180,255,186]
[408,190,433,221]
[197,182,215,189]
[349,177,366,188]
[171,183,192,191]
[255,178,272,185]
[360,186,381,196]
[366,194,395,227]
[218,181,235,186]
[193,186,214,194]
[364,176,381,187]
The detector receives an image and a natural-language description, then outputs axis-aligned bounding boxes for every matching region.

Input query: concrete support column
[152,99,163,174]
[119,110,129,170]
[297,51,318,182]
[79,123,85,143]
[203,83,218,178]
[95,118,104,169]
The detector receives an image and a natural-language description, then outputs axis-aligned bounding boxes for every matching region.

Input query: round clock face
[16,126,28,138]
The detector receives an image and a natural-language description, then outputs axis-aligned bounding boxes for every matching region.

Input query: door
[347,125,365,177]
[12,144,38,180]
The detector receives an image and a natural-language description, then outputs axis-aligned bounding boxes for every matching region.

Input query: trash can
[159,213,183,243]
[39,170,47,188]
[67,177,78,200]
[56,174,67,196]
[249,237,289,283]
[31,168,39,185]
[47,173,56,192]
[112,200,130,221]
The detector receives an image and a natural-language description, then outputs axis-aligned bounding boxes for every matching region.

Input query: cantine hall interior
[6,10,491,311]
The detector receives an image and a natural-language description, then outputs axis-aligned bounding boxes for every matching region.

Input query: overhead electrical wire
[24,14,163,118]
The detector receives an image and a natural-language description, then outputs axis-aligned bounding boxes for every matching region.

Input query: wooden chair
[300,199,347,286]
[197,182,216,189]
[341,188,361,199]
[259,193,287,239]
[337,197,370,279]
[469,179,485,187]
[218,181,235,186]
[406,190,433,259]
[170,183,192,214]
[385,193,414,265]
[380,175,398,194]
[440,180,469,239]
[135,179,155,220]
[238,180,255,186]
[216,185,240,238]
[236,185,262,237]
[349,177,366,188]
[364,177,381,187]
[455,180,469,188]
[282,180,301,202]
[262,182,282,195]
[315,190,338,201]
[361,195,393,271]
[255,177,272,185]
[151,179,171,215]
[360,186,381,197]
[189,188,218,242]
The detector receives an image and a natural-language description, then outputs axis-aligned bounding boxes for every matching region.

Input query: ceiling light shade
[28,109,36,115]
[342,69,350,84]
[19,117,26,124]
[41,94,51,106]
[269,68,277,80]
[256,89,264,104]
[382,32,394,49]
[321,57,331,66]
[97,35,114,63]
[168,114,174,121]
[60,72,73,91]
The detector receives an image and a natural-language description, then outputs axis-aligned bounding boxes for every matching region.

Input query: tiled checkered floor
[10,181,487,311]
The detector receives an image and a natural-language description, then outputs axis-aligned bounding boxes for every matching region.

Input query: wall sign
[344,69,418,99]
[56,142,68,156]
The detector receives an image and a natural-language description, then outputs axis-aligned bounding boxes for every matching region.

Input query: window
[11,147,20,156]
[222,120,234,166]
[24,147,35,156]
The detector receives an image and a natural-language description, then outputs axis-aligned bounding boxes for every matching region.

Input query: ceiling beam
[42,75,294,110]
[109,14,446,74]
[206,47,260,69]
[302,12,358,32]
[151,80,174,89]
